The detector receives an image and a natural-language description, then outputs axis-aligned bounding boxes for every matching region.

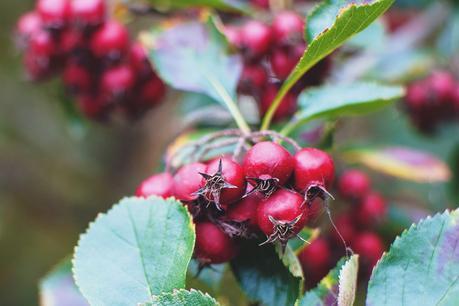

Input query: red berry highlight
[135,172,174,199]
[195,222,238,264]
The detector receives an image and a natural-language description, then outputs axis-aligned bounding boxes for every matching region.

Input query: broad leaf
[141,289,219,306]
[40,257,88,306]
[281,82,404,135]
[231,243,303,306]
[367,209,459,306]
[73,197,195,306]
[288,227,320,253]
[343,147,451,183]
[299,255,359,306]
[147,0,249,13]
[261,0,394,129]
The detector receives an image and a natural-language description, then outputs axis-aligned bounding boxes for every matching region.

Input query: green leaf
[73,197,195,306]
[261,0,395,130]
[337,255,359,306]
[299,256,356,306]
[149,17,249,133]
[367,209,459,306]
[346,19,387,51]
[141,289,219,306]
[231,243,303,306]
[147,0,250,13]
[40,257,88,306]
[281,82,404,136]
[288,227,320,253]
[343,146,452,183]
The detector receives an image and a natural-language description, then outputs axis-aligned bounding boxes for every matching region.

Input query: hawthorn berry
[298,237,331,284]
[136,76,166,107]
[173,162,207,202]
[135,172,174,199]
[240,20,272,59]
[351,231,384,268]
[36,0,70,29]
[90,21,130,60]
[271,11,304,46]
[197,158,246,209]
[70,0,106,28]
[29,29,56,58]
[23,50,53,81]
[129,43,154,79]
[63,63,92,94]
[223,25,242,48]
[194,222,239,264]
[270,47,302,80]
[338,169,371,200]
[227,191,260,228]
[238,64,268,94]
[100,65,135,100]
[355,192,387,226]
[293,148,335,202]
[243,141,294,194]
[260,83,297,121]
[429,71,456,102]
[257,189,307,245]
[16,11,42,47]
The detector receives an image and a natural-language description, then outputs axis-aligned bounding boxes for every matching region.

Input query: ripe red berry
[90,21,129,60]
[243,141,294,186]
[29,29,57,57]
[338,169,371,200]
[36,0,70,29]
[23,50,53,81]
[405,80,428,110]
[257,189,307,240]
[330,213,356,245]
[137,76,166,106]
[227,192,260,228]
[202,157,246,208]
[240,20,272,58]
[59,29,86,55]
[129,43,153,78]
[271,11,304,46]
[293,148,334,200]
[429,71,455,102]
[223,25,242,48]
[71,0,106,28]
[251,0,269,9]
[260,83,297,121]
[238,64,268,94]
[173,162,207,202]
[355,192,387,226]
[351,231,384,267]
[135,172,174,198]
[16,11,42,47]
[100,65,135,99]
[298,237,331,275]
[270,47,300,80]
[195,222,238,264]
[76,94,110,119]
[63,63,92,94]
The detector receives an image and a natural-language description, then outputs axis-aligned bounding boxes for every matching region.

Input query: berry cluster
[405,71,459,133]
[298,169,387,286]
[224,11,330,121]
[136,140,334,265]
[15,0,166,120]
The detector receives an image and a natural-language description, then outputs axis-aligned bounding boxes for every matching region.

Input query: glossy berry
[243,141,294,185]
[227,192,260,228]
[195,222,238,264]
[59,29,86,55]
[100,65,135,99]
[16,11,42,46]
[201,157,246,208]
[90,21,130,60]
[63,63,92,94]
[429,71,456,102]
[355,192,387,226]
[135,172,174,198]
[173,162,207,202]
[29,29,56,57]
[298,237,331,276]
[260,84,297,121]
[270,47,301,80]
[271,11,304,46]
[293,148,334,197]
[240,20,272,58]
[36,0,70,29]
[351,232,384,267]
[338,169,371,200]
[238,64,268,94]
[257,189,307,239]
[71,0,106,28]
[251,0,269,9]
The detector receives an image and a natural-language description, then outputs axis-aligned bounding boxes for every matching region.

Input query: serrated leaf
[40,257,88,306]
[343,147,452,183]
[337,255,359,306]
[231,243,303,306]
[295,82,404,123]
[367,209,459,306]
[299,257,347,305]
[73,197,195,306]
[141,289,219,306]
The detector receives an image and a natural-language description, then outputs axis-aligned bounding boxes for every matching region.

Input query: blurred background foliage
[1,0,459,305]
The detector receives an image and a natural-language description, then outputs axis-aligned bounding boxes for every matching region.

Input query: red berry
[63,63,92,94]
[405,80,428,110]
[76,94,110,119]
[271,11,304,46]
[238,64,268,94]
[351,232,384,267]
[355,192,387,226]
[59,29,86,55]
[260,83,297,121]
[195,222,238,264]
[298,237,331,274]
[135,172,174,198]
[36,0,70,29]
[29,29,57,57]
[100,65,135,99]
[71,0,106,28]
[223,25,242,48]
[16,11,42,47]
[204,157,246,208]
[251,0,269,9]
[90,21,129,60]
[338,169,371,200]
[243,141,294,185]
[330,213,356,244]
[429,71,455,102]
[173,162,207,202]
[23,51,53,81]
[257,189,307,238]
[129,43,153,78]
[227,192,260,228]
[240,20,272,58]
[270,48,298,80]
[137,76,166,106]
[293,148,334,196]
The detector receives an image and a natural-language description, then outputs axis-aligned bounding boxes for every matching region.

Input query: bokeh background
[1,0,458,305]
